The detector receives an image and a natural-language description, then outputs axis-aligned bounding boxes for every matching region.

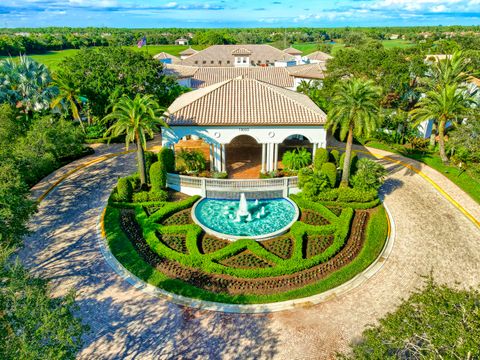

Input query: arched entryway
[174,135,212,172]
[279,135,313,170]
[226,135,262,179]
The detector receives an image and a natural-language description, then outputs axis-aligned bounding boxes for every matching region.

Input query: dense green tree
[60,47,184,118]
[327,78,382,186]
[104,94,167,185]
[447,118,480,163]
[347,277,480,359]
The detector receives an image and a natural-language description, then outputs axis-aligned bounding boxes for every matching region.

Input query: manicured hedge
[116,177,132,202]
[321,162,337,188]
[104,203,388,304]
[149,161,166,191]
[158,147,175,173]
[314,148,329,171]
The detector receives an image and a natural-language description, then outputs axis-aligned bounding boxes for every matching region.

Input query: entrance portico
[163,76,327,178]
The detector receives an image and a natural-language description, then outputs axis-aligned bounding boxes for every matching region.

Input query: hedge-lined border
[99,199,392,310]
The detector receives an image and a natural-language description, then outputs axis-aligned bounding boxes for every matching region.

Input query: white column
[266,143,271,172]
[209,144,214,172]
[221,144,226,173]
[273,143,279,171]
[261,143,266,173]
[214,144,221,172]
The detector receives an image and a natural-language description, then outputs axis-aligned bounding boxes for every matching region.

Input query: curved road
[20,141,480,359]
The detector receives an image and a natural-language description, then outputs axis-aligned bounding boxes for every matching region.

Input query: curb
[96,203,396,314]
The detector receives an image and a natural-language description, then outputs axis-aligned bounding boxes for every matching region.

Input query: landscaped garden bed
[104,191,388,303]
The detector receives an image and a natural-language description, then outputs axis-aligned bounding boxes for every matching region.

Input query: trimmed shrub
[117,177,133,202]
[339,151,358,174]
[316,189,339,202]
[298,167,314,188]
[133,191,150,203]
[330,149,340,166]
[158,147,175,173]
[212,172,228,179]
[144,151,158,174]
[314,148,329,171]
[320,162,337,188]
[337,187,377,203]
[150,161,167,191]
[148,190,168,202]
[300,173,330,200]
[125,174,140,191]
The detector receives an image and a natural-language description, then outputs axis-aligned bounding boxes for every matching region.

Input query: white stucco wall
[162,125,327,147]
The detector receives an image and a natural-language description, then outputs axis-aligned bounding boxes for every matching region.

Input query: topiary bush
[149,161,166,191]
[336,187,378,203]
[133,191,150,203]
[144,151,158,175]
[339,151,358,174]
[314,148,329,171]
[330,149,340,166]
[117,177,133,202]
[158,147,175,173]
[148,189,168,202]
[320,162,337,188]
[298,167,314,188]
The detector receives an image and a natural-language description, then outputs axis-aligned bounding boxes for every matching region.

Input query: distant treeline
[1,26,480,56]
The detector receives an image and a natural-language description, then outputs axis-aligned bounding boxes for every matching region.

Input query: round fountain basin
[192,197,299,241]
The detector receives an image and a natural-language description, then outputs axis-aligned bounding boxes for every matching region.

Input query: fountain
[192,195,299,241]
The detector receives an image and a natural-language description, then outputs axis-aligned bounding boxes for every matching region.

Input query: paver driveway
[20,141,480,359]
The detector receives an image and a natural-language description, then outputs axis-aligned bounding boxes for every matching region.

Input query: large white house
[162,76,327,177]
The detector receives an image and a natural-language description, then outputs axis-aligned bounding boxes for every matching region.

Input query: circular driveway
[20,142,480,359]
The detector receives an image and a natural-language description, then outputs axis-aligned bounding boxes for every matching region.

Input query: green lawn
[0,45,206,71]
[365,141,480,205]
[292,39,414,55]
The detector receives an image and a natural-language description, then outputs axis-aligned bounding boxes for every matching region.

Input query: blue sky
[1,0,479,28]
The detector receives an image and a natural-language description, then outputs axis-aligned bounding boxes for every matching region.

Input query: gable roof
[283,47,303,55]
[306,51,333,62]
[166,77,326,126]
[286,63,327,80]
[231,47,252,56]
[179,44,295,67]
[180,47,198,56]
[153,52,180,63]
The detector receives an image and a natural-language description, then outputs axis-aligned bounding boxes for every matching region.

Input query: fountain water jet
[237,193,251,218]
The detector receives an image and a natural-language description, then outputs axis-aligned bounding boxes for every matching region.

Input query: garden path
[20,139,480,359]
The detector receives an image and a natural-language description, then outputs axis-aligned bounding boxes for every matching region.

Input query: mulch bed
[161,209,193,226]
[219,250,273,269]
[261,235,294,260]
[119,209,370,296]
[300,209,330,226]
[304,234,335,259]
[200,234,231,254]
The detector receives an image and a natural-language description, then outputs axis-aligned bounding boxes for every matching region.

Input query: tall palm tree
[103,94,167,186]
[425,51,470,90]
[51,71,85,132]
[327,78,382,186]
[410,84,473,163]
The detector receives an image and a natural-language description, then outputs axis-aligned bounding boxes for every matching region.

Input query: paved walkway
[19,141,480,359]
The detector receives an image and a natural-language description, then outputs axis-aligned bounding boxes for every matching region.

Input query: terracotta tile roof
[164,64,199,78]
[286,63,327,80]
[469,76,480,87]
[231,48,252,55]
[180,44,295,67]
[153,52,180,63]
[283,47,303,55]
[166,77,326,126]
[180,47,198,56]
[306,51,333,62]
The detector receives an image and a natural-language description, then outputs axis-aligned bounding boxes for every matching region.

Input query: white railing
[166,173,299,197]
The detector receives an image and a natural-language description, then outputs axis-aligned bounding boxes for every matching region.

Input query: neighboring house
[179,47,198,60]
[153,52,180,64]
[175,38,189,45]
[163,63,326,90]
[162,76,327,174]
[178,44,296,67]
[283,47,303,65]
[389,34,400,40]
[304,51,333,64]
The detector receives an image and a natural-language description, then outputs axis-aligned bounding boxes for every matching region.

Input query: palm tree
[0,56,57,117]
[51,71,85,133]
[425,52,470,90]
[410,84,473,163]
[103,94,167,186]
[327,78,382,186]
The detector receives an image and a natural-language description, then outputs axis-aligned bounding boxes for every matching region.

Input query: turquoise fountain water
[192,193,298,240]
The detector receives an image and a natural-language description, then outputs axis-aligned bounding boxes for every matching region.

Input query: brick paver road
[20,141,480,359]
